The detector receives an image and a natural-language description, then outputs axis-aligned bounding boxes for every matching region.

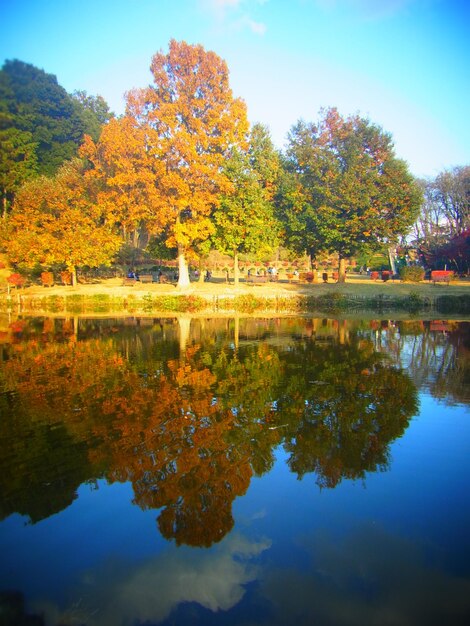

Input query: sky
[1,0,469,178]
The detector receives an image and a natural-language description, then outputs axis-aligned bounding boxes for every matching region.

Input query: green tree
[277,329,418,488]
[0,116,37,217]
[71,90,114,142]
[0,60,111,181]
[248,122,282,201]
[284,108,422,280]
[212,144,280,285]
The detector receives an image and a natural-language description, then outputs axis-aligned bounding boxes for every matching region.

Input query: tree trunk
[198,257,205,283]
[177,246,191,289]
[2,188,7,218]
[132,229,140,248]
[68,265,77,287]
[388,247,397,275]
[178,316,191,354]
[234,316,239,352]
[234,250,240,286]
[338,256,347,283]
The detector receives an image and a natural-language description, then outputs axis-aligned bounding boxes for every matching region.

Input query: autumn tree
[284,108,422,281]
[80,116,161,248]
[2,158,121,284]
[123,40,249,288]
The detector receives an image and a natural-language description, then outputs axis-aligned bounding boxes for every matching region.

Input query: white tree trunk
[178,316,191,354]
[177,247,191,289]
[234,250,239,286]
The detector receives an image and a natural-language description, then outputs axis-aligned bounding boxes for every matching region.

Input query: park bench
[139,274,153,284]
[322,272,338,283]
[431,270,453,284]
[247,274,269,284]
[299,272,315,283]
[40,272,54,287]
[60,271,73,285]
[122,277,136,286]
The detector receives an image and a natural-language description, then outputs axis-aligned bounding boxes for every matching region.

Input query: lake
[1,315,469,625]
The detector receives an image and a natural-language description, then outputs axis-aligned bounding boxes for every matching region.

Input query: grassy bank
[2,275,470,316]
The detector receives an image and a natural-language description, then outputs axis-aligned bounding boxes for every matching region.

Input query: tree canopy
[2,44,467,281]
[2,158,121,284]
[212,124,281,284]
[283,108,423,280]
[124,39,249,287]
[0,59,112,214]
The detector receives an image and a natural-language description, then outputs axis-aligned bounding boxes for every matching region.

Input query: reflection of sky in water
[36,534,271,626]
[2,391,468,625]
[1,319,470,625]
[260,523,470,626]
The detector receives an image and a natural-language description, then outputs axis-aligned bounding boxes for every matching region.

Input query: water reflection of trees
[277,337,418,487]
[367,320,470,405]
[0,316,428,546]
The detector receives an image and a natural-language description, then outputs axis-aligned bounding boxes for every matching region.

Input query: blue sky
[1,0,469,177]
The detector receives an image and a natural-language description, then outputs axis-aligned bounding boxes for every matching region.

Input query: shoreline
[2,275,470,318]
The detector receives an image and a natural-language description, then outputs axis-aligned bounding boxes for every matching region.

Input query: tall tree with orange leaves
[80,116,162,249]
[123,40,249,288]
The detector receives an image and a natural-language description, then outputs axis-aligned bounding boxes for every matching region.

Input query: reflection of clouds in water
[261,524,470,626]
[36,533,271,626]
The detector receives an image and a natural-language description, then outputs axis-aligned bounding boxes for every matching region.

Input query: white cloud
[232,14,267,34]
[200,0,243,18]
[34,533,271,626]
[199,0,268,34]
[244,17,267,34]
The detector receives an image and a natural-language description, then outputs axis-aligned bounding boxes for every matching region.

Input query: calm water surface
[0,316,469,625]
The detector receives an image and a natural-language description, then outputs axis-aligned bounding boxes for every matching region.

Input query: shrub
[41,272,54,287]
[6,273,26,288]
[399,266,425,283]
[88,294,113,312]
[315,293,350,312]
[150,295,206,312]
[403,291,428,312]
[43,295,65,312]
[66,294,85,313]
[435,295,470,314]
[230,294,265,313]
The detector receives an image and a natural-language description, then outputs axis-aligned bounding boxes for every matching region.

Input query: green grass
[2,282,470,315]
